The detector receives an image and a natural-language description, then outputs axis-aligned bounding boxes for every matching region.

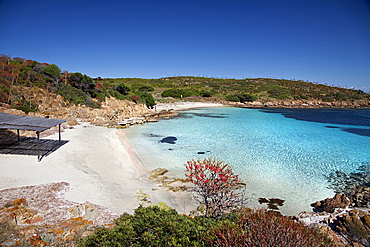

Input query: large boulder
[333,209,370,247]
[311,193,351,213]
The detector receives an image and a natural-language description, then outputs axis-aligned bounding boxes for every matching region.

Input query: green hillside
[105,76,369,103]
[1,55,369,113]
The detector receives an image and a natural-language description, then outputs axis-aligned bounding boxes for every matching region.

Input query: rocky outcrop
[311,193,351,213]
[1,86,179,134]
[300,187,370,246]
[0,182,118,226]
[0,182,118,246]
[298,208,370,246]
[230,99,370,108]
[311,187,370,214]
[148,168,190,192]
[333,209,370,247]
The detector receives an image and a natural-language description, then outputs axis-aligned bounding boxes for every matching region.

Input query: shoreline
[0,122,192,216]
[1,101,368,218]
[0,102,220,218]
[154,101,224,111]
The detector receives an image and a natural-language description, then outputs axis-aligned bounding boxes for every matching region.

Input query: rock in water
[160,136,177,144]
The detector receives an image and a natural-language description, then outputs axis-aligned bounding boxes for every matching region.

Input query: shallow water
[125,107,370,215]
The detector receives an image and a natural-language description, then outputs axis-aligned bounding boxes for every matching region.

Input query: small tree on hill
[42,64,61,84]
[185,158,247,218]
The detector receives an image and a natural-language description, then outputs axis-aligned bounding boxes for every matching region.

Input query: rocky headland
[228,98,370,108]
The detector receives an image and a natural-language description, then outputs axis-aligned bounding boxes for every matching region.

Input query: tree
[69,72,95,93]
[238,93,257,103]
[185,158,247,218]
[137,91,156,108]
[42,64,61,84]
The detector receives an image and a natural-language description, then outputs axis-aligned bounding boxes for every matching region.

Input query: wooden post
[37,131,40,162]
[58,124,61,145]
[17,129,20,142]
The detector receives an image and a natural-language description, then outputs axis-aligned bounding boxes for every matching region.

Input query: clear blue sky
[1,0,369,91]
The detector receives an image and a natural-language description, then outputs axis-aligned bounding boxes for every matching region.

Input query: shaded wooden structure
[0,112,66,161]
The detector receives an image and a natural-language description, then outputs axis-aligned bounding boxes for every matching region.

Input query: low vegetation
[0,55,156,112]
[79,206,337,247]
[78,158,338,246]
[1,54,369,114]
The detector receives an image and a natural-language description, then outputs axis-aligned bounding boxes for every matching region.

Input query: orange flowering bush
[185,158,247,217]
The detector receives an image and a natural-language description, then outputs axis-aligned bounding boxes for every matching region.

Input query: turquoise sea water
[125,107,370,215]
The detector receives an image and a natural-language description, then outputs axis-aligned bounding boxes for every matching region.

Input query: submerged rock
[159,136,177,144]
[258,197,285,210]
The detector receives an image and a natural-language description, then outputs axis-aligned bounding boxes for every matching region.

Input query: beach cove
[0,102,222,217]
[1,102,370,217]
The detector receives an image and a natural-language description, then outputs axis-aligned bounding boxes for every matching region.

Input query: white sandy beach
[155,101,224,111]
[0,102,222,215]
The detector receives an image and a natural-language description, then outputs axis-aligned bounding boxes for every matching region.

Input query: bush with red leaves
[208,208,338,247]
[185,158,247,218]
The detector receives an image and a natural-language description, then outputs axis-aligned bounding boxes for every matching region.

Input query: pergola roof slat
[0,112,65,132]
[0,112,66,161]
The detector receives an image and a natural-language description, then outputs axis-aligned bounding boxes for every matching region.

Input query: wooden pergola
[0,112,66,161]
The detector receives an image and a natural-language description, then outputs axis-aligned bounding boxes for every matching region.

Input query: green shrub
[225,94,240,102]
[58,83,98,108]
[79,206,213,246]
[268,87,291,99]
[11,94,38,114]
[335,92,348,101]
[0,83,10,93]
[14,104,37,114]
[238,93,257,102]
[42,64,61,83]
[138,85,155,92]
[109,89,128,100]
[136,91,156,108]
[200,90,212,97]
[225,94,256,103]
[161,89,197,98]
[350,94,363,100]
[114,83,130,95]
